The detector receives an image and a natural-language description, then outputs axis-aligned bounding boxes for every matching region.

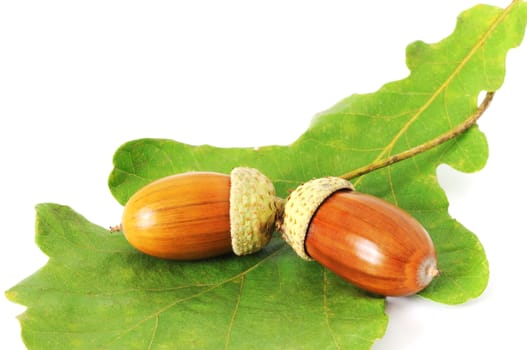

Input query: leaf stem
[339,91,495,181]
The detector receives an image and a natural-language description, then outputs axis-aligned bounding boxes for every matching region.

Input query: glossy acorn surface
[122,172,232,260]
[305,190,438,296]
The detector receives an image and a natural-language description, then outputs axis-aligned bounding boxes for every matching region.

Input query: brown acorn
[118,167,280,260]
[280,177,438,296]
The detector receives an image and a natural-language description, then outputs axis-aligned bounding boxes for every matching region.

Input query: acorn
[118,167,281,260]
[280,177,438,296]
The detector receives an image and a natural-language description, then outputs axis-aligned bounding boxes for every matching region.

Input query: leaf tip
[5,289,17,302]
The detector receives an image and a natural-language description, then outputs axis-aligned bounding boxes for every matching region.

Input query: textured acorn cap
[281,177,354,260]
[230,167,280,255]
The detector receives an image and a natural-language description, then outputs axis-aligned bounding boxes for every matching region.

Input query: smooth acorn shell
[122,172,232,260]
[305,190,437,296]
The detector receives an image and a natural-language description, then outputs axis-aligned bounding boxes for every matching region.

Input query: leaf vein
[147,315,159,350]
[224,275,245,350]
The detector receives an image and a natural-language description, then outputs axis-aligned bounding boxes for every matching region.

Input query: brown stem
[109,224,122,233]
[339,91,495,181]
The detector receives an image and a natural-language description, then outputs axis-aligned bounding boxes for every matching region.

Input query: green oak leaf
[6,2,527,350]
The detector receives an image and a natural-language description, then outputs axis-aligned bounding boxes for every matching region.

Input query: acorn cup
[279,177,439,297]
[117,167,281,260]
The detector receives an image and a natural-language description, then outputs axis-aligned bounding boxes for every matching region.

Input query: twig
[339,91,495,180]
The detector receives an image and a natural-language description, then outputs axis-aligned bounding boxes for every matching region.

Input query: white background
[1,1,526,349]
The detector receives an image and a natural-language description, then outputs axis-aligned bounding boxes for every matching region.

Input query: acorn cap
[281,177,354,260]
[229,167,280,255]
